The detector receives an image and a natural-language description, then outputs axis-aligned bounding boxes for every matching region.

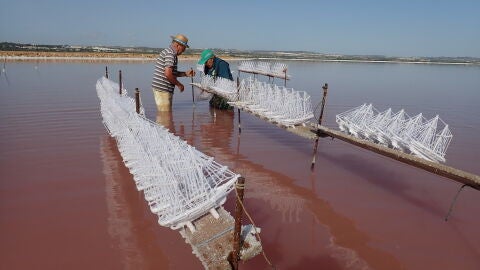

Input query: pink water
[1,61,479,269]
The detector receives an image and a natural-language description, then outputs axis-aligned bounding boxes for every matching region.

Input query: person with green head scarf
[198,49,233,110]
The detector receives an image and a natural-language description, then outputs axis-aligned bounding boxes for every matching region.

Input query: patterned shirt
[152,46,177,93]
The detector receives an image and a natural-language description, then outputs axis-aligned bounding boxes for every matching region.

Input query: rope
[445,184,467,221]
[313,100,323,122]
[235,184,276,269]
[235,182,245,189]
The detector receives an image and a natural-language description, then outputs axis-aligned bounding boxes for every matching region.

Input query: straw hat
[170,34,189,48]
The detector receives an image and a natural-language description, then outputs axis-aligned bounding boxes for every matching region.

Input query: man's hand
[177,83,185,92]
[186,69,196,77]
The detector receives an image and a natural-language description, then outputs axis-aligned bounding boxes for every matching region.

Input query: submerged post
[105,66,109,78]
[135,88,140,114]
[119,70,122,95]
[284,68,287,87]
[238,108,242,134]
[311,83,329,170]
[237,76,242,134]
[230,176,246,270]
[190,68,195,106]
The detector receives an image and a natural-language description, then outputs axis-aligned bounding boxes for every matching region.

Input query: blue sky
[1,0,479,57]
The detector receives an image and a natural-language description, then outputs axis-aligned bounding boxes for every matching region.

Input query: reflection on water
[98,134,203,269]
[156,110,175,132]
[100,135,149,269]
[0,60,10,86]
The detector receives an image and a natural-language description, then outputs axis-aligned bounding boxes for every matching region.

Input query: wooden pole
[105,66,108,78]
[230,176,246,270]
[318,84,328,125]
[311,83,329,170]
[135,88,140,114]
[119,70,122,95]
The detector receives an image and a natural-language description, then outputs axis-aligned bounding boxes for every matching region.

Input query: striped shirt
[152,46,177,93]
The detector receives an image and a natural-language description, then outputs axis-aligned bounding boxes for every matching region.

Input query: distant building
[91,46,120,52]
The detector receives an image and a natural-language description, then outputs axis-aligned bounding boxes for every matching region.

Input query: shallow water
[0,60,479,269]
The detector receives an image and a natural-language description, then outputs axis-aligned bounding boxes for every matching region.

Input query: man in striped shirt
[152,34,195,112]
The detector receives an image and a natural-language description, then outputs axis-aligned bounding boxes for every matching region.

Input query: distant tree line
[1,42,478,64]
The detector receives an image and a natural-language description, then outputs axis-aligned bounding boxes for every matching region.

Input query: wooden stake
[135,88,140,114]
[190,68,195,107]
[119,70,122,95]
[230,176,246,270]
[311,83,329,170]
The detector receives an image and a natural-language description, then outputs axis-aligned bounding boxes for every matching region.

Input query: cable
[234,184,276,269]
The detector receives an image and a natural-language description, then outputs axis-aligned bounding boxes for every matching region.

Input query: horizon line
[1,41,479,60]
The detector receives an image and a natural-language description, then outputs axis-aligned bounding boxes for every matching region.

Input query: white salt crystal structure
[336,104,453,163]
[238,61,290,79]
[194,74,313,126]
[96,76,239,230]
[210,76,238,100]
[230,77,314,126]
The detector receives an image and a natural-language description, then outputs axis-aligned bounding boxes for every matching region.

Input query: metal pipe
[231,176,246,270]
[135,88,140,114]
[311,83,329,170]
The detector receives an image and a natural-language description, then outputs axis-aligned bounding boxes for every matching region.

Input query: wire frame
[336,104,453,163]
[229,77,313,126]
[96,76,240,230]
[199,74,237,100]
[238,61,290,79]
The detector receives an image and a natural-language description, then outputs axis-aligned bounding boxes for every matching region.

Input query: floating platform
[180,207,262,269]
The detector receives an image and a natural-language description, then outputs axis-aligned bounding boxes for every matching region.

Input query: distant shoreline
[0,51,247,62]
[1,51,478,66]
